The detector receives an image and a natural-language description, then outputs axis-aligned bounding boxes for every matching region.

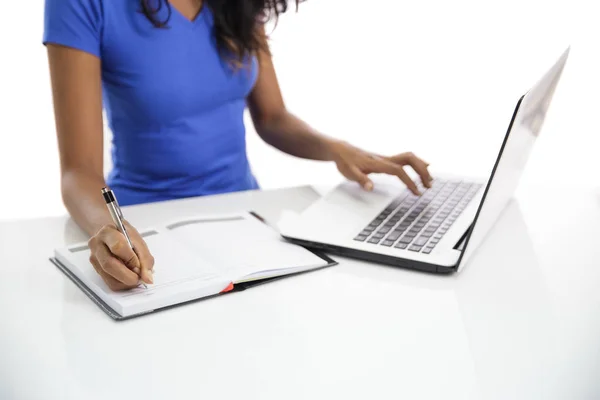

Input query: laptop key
[379,227,391,234]
[373,233,385,239]
[422,247,434,254]
[409,245,422,252]
[368,238,381,244]
[399,236,413,244]
[395,242,408,249]
[385,202,400,211]
[354,235,368,241]
[414,237,429,246]
[388,231,402,241]
[382,240,395,247]
[386,197,404,211]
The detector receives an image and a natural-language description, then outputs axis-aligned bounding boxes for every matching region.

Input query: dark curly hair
[140,0,302,65]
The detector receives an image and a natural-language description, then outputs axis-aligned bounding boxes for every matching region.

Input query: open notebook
[51,212,336,320]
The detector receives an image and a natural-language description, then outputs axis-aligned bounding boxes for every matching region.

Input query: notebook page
[164,213,328,281]
[55,230,231,317]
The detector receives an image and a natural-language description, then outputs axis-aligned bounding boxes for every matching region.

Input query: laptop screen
[456,48,570,271]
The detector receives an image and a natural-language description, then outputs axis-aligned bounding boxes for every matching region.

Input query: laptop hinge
[453,224,472,251]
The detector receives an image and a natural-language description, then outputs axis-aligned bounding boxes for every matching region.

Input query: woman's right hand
[88,221,155,291]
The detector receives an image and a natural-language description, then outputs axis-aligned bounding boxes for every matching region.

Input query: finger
[125,222,155,284]
[90,256,133,291]
[405,154,434,188]
[125,222,153,273]
[139,249,155,284]
[135,247,154,284]
[347,165,374,191]
[94,243,140,286]
[369,158,420,195]
[96,225,141,271]
[391,153,434,187]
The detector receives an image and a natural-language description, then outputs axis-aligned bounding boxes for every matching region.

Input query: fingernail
[365,182,373,191]
[145,272,154,284]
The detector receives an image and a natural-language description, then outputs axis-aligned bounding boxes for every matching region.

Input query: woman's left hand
[328,140,433,195]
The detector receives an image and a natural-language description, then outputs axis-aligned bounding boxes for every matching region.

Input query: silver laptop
[280,47,570,274]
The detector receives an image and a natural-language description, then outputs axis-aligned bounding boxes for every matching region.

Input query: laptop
[279,47,570,274]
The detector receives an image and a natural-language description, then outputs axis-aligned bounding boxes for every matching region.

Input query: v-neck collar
[170,2,205,26]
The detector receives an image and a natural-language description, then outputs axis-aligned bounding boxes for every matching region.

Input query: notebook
[51,211,336,320]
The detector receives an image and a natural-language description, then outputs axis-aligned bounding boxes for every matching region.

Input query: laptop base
[283,236,457,274]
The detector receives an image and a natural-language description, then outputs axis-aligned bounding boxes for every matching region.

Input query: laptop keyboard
[354,179,482,254]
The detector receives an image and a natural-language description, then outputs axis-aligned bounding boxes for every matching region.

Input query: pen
[101,187,147,289]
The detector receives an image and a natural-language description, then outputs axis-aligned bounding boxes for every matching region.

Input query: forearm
[61,169,114,237]
[255,111,342,161]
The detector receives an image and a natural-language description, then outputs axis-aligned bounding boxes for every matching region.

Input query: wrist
[323,138,347,161]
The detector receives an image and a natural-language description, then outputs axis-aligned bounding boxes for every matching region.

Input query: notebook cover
[51,251,336,320]
[50,257,232,321]
[50,257,140,321]
[49,211,338,321]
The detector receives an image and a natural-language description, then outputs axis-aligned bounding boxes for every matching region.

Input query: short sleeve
[43,0,103,58]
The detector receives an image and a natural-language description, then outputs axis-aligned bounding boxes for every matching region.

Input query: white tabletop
[1,185,599,400]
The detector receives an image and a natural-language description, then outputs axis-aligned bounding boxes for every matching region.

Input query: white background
[0,0,598,221]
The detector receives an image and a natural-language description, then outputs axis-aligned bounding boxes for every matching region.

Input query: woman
[44,0,433,291]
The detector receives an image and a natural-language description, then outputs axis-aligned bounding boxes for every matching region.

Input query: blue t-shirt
[43,0,260,206]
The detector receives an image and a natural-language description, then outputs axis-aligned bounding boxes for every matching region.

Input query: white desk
[1,185,599,400]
